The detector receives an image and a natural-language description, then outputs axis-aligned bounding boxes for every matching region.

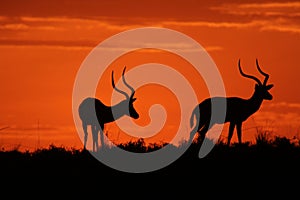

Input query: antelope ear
[130,98,137,102]
[266,84,274,90]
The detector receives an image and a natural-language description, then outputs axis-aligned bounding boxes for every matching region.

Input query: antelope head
[238,59,274,100]
[111,67,139,119]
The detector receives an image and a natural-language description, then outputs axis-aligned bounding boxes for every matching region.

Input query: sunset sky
[0,0,300,151]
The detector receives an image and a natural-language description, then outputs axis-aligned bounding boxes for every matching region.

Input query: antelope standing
[78,67,139,151]
[189,59,273,146]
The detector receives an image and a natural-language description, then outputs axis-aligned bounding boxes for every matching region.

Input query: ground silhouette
[1,133,299,198]
[1,133,300,177]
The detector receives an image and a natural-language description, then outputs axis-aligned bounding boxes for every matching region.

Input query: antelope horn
[111,70,130,99]
[238,59,262,85]
[122,66,135,97]
[256,59,269,86]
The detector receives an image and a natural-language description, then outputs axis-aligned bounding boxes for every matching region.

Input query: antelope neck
[110,100,129,121]
[247,90,264,111]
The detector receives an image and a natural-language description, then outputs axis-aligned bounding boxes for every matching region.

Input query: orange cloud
[0,23,29,30]
[213,1,300,15]
[239,2,300,9]
[0,16,225,52]
[163,20,262,29]
[266,102,300,109]
[211,1,300,34]
[254,111,300,129]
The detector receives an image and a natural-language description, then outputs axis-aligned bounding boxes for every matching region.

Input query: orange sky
[1,0,300,151]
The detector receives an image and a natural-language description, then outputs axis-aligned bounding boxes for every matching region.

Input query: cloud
[239,2,300,9]
[165,19,300,34]
[0,39,97,51]
[0,38,223,53]
[1,1,299,33]
[20,16,142,32]
[0,124,77,138]
[241,101,300,137]
[0,16,155,48]
[252,101,300,136]
[0,16,126,48]
[0,23,29,30]
[254,111,300,128]
[1,1,300,48]
[260,23,300,34]
[163,20,262,29]
[266,102,300,109]
[0,16,7,21]
[0,23,60,31]
[1,1,300,50]
[212,1,300,15]
[20,16,133,30]
[210,1,300,34]
[0,16,224,52]
[162,21,257,28]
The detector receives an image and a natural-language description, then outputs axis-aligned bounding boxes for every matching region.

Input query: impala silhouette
[189,59,273,146]
[78,67,139,151]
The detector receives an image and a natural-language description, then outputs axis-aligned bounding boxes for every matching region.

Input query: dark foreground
[1,137,300,197]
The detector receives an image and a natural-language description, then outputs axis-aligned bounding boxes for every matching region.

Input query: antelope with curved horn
[78,67,139,152]
[189,59,273,146]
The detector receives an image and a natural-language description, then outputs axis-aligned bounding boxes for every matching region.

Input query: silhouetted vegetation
[1,132,300,184]
[117,138,169,152]
[0,134,298,200]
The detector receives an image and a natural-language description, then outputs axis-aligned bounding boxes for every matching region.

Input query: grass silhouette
[1,132,299,198]
[1,131,300,177]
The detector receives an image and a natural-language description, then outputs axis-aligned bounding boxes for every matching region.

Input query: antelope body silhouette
[189,59,273,146]
[78,67,139,151]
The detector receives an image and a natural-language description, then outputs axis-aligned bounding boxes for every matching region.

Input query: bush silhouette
[1,133,300,180]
